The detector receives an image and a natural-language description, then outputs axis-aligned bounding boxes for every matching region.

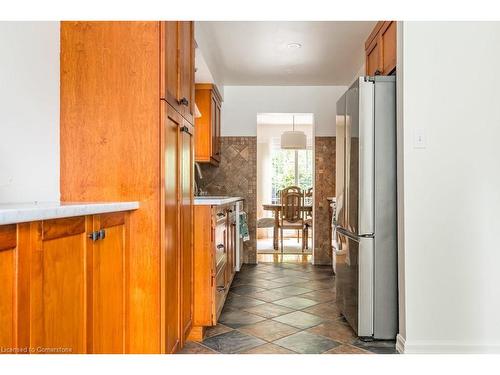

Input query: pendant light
[281,115,307,149]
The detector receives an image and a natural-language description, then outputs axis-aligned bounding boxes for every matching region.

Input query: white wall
[398,21,500,353]
[222,86,347,136]
[0,22,60,203]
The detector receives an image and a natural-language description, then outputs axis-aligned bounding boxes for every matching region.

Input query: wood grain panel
[30,221,87,354]
[100,212,126,229]
[381,21,397,74]
[194,87,211,162]
[0,225,17,251]
[179,21,195,124]
[163,102,181,353]
[42,217,86,241]
[162,21,181,112]
[60,21,161,353]
[0,245,15,349]
[91,215,126,353]
[180,115,194,343]
[192,206,214,327]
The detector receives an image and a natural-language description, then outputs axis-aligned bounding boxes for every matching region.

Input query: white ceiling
[196,21,376,86]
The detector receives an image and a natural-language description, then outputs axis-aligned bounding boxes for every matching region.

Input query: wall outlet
[414,128,427,149]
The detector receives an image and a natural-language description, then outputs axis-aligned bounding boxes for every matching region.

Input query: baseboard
[396,334,406,353]
[397,335,500,354]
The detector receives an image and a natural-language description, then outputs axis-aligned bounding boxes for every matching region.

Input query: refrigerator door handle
[336,226,374,241]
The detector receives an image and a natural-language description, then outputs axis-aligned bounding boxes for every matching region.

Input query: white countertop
[0,201,140,226]
[194,196,244,206]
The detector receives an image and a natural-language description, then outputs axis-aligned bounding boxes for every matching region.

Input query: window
[271,147,313,203]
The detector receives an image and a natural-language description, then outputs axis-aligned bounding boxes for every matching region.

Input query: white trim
[398,336,500,354]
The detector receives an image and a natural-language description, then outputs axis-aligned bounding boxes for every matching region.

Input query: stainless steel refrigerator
[334,76,397,340]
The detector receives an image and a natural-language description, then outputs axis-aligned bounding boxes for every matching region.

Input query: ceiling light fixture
[287,42,302,49]
[281,115,307,150]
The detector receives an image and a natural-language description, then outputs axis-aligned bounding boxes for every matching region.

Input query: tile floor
[180,257,397,354]
[257,236,313,254]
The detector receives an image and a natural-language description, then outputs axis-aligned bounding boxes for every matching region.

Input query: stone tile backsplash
[199,137,258,264]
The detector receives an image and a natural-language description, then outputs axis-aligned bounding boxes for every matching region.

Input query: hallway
[181,256,397,354]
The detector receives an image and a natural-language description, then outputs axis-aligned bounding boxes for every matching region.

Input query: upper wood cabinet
[365,21,397,76]
[195,83,222,166]
[161,21,195,125]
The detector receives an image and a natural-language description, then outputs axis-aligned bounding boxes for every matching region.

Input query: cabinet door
[366,40,381,76]
[91,213,127,354]
[30,217,89,354]
[215,101,222,162]
[162,21,182,113]
[381,21,396,74]
[164,103,181,353]
[0,225,18,350]
[180,119,194,343]
[179,21,195,124]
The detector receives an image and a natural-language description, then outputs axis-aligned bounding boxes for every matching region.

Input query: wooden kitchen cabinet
[90,212,128,354]
[162,21,195,125]
[61,21,196,353]
[0,212,131,354]
[365,21,397,76]
[30,217,90,354]
[189,203,237,341]
[0,224,29,352]
[163,103,181,353]
[195,83,222,165]
[180,118,195,344]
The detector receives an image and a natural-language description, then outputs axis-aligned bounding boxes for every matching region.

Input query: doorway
[256,113,314,260]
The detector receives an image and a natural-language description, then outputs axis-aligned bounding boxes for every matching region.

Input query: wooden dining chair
[280,186,307,253]
[303,187,313,250]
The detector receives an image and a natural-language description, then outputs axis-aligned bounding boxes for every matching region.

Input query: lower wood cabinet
[0,212,130,354]
[90,213,128,353]
[189,202,237,341]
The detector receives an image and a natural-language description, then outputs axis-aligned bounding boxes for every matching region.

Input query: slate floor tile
[307,320,357,344]
[324,344,372,354]
[179,341,218,354]
[273,331,341,354]
[302,302,342,320]
[230,285,267,295]
[238,320,299,342]
[273,296,319,310]
[202,330,266,354]
[243,302,294,318]
[301,290,336,303]
[218,309,266,328]
[351,338,398,354]
[224,295,266,309]
[273,311,325,329]
[204,323,233,339]
[271,285,313,296]
[240,343,295,354]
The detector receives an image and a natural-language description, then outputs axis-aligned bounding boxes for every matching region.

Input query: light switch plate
[414,128,427,149]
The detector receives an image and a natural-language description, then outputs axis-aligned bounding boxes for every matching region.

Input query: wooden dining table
[262,203,313,250]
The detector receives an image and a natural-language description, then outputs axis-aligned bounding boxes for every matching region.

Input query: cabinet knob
[374,69,382,76]
[180,126,189,133]
[217,244,225,250]
[179,97,189,106]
